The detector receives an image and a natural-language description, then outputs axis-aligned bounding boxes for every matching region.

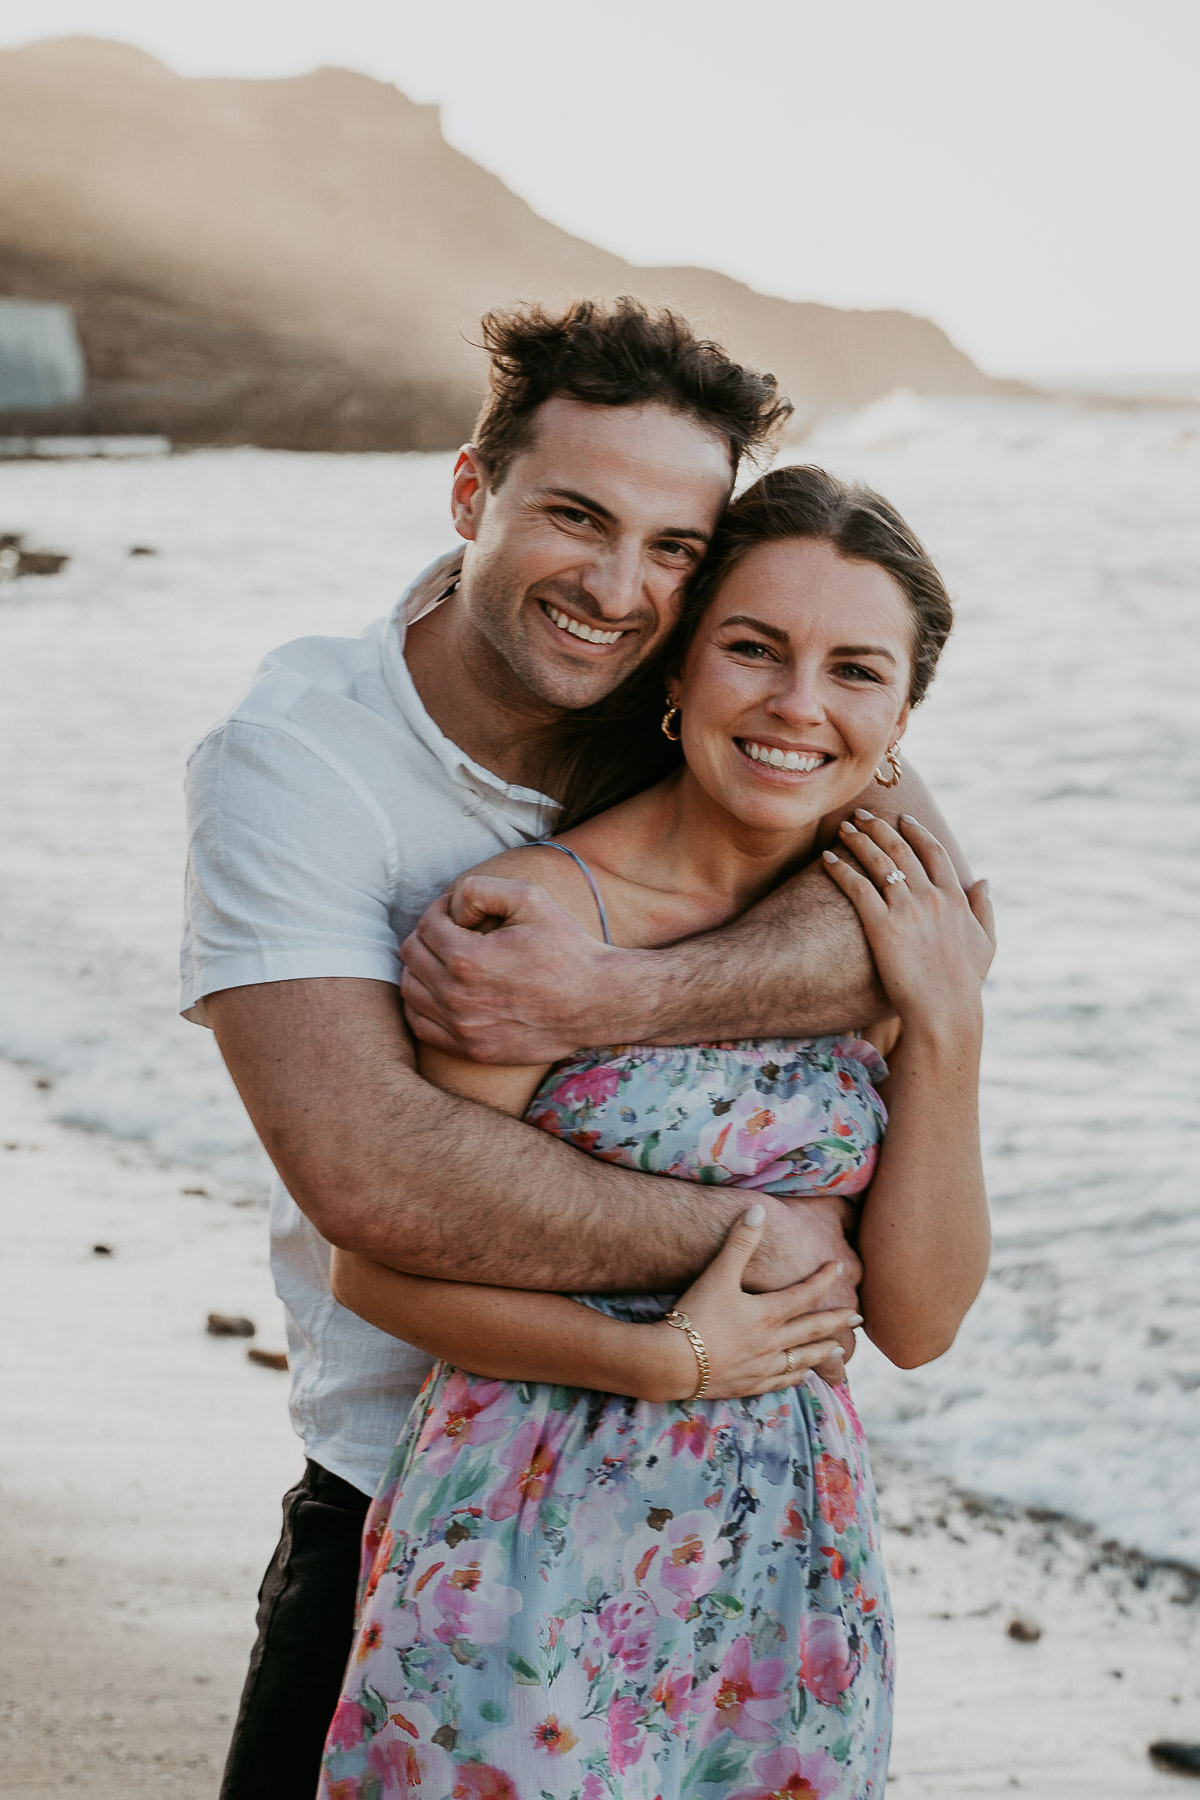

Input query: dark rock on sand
[1149,1742,1200,1777]
[247,1347,288,1371]
[206,1313,255,1338]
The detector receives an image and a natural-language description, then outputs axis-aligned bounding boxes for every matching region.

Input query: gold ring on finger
[885,868,907,887]
[783,1347,797,1374]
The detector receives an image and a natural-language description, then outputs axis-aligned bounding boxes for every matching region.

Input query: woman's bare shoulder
[457,843,609,940]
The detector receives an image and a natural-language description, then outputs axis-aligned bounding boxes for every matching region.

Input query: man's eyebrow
[540,488,711,544]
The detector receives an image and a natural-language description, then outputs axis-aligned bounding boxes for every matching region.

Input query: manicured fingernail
[829,1346,846,1358]
[848,1313,864,1327]
[900,813,917,824]
[822,850,838,863]
[854,808,874,820]
[981,877,990,893]
[743,1203,766,1226]
[840,820,857,834]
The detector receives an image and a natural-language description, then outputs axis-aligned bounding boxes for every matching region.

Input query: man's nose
[578,538,646,620]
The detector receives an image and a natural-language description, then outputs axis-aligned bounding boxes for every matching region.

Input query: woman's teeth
[740,740,827,772]
[544,604,624,646]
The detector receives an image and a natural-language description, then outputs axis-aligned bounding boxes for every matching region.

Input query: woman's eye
[726,639,774,660]
[836,663,880,682]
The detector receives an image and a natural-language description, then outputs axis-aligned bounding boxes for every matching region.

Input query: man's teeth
[741,740,827,772]
[545,604,624,646]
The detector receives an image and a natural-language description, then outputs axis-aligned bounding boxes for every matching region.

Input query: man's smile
[538,598,633,650]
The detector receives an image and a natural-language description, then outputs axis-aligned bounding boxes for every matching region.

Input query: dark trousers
[219,1460,371,1800]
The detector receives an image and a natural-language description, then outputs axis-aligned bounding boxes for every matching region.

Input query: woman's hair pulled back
[675,464,953,708]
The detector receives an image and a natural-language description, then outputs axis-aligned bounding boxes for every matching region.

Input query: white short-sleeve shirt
[182,560,557,1494]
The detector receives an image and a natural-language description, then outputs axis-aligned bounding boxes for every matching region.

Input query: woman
[317,466,992,1800]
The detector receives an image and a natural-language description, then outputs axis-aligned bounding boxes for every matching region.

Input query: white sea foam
[2,404,1197,1562]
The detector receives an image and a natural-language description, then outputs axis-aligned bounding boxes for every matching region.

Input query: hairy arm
[402,761,971,1063]
[328,1044,858,1401]
[207,977,859,1304]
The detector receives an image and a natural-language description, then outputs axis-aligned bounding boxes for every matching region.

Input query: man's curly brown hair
[471,296,793,487]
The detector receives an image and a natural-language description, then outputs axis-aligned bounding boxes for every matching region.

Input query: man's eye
[552,506,592,527]
[657,540,697,561]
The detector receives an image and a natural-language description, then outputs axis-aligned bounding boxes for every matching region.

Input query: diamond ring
[885,869,907,887]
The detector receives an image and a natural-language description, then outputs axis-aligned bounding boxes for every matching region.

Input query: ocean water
[2,395,1197,1564]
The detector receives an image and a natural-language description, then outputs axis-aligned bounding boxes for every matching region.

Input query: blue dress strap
[536,842,613,945]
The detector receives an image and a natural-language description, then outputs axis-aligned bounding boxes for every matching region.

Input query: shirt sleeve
[180,718,400,1026]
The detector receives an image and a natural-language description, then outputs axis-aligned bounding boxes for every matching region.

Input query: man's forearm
[602,762,971,1045]
[208,978,855,1299]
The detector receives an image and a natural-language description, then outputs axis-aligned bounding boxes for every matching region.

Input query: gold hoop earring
[661,704,682,742]
[874,744,903,788]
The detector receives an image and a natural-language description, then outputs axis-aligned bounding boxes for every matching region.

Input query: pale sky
[4,0,1198,379]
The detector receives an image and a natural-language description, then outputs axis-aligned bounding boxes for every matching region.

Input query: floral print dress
[319,1037,894,1800]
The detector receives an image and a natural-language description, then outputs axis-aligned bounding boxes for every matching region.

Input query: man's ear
[450,445,488,542]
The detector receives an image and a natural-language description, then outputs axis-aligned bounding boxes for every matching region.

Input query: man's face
[450,396,734,713]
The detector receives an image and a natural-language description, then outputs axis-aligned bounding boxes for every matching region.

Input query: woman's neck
[574,768,820,936]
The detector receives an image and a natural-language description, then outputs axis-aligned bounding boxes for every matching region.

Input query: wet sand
[2,1058,1197,1798]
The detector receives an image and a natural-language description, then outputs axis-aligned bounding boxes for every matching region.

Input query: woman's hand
[822,812,995,1042]
[642,1205,861,1403]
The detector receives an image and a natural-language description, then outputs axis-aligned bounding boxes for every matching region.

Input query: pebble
[206,1312,255,1338]
[247,1347,288,1371]
[1006,1617,1042,1643]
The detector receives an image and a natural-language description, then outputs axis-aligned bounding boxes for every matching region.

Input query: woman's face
[674,537,914,838]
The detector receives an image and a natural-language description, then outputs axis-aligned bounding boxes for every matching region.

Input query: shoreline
[2,1056,1197,1797]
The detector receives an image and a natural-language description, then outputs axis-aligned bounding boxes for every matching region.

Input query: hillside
[0,37,1019,449]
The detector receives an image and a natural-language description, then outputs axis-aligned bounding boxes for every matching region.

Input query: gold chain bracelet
[662,1309,711,1401]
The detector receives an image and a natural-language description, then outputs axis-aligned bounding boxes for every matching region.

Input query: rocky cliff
[0,37,1018,449]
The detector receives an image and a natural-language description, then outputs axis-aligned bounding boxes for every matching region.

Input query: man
[183,297,969,1797]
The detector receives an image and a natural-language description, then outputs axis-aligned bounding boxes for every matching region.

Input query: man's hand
[746,1196,862,1375]
[401,875,637,1062]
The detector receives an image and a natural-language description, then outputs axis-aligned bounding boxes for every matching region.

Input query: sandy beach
[3,1053,1197,1799]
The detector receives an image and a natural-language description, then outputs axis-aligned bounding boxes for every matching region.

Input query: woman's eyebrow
[832,643,897,663]
[719,613,789,643]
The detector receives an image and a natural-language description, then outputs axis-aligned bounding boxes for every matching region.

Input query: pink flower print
[453,1766,521,1800]
[407,1537,521,1647]
[607,1694,647,1773]
[325,1697,372,1752]
[814,1453,856,1534]
[667,1415,712,1459]
[797,1610,857,1706]
[358,1699,455,1797]
[693,1636,787,1744]
[595,1596,656,1673]
[729,1744,841,1799]
[485,1418,560,1525]
[417,1371,512,1477]
[697,1089,815,1188]
[651,1668,692,1731]
[628,1508,731,1617]
[580,1776,607,1800]
[538,1062,622,1114]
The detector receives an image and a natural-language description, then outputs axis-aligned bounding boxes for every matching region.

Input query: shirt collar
[380,554,558,824]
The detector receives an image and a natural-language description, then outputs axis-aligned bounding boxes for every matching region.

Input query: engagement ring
[885,869,907,887]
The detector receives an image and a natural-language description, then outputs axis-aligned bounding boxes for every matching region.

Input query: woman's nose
[768,667,826,725]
